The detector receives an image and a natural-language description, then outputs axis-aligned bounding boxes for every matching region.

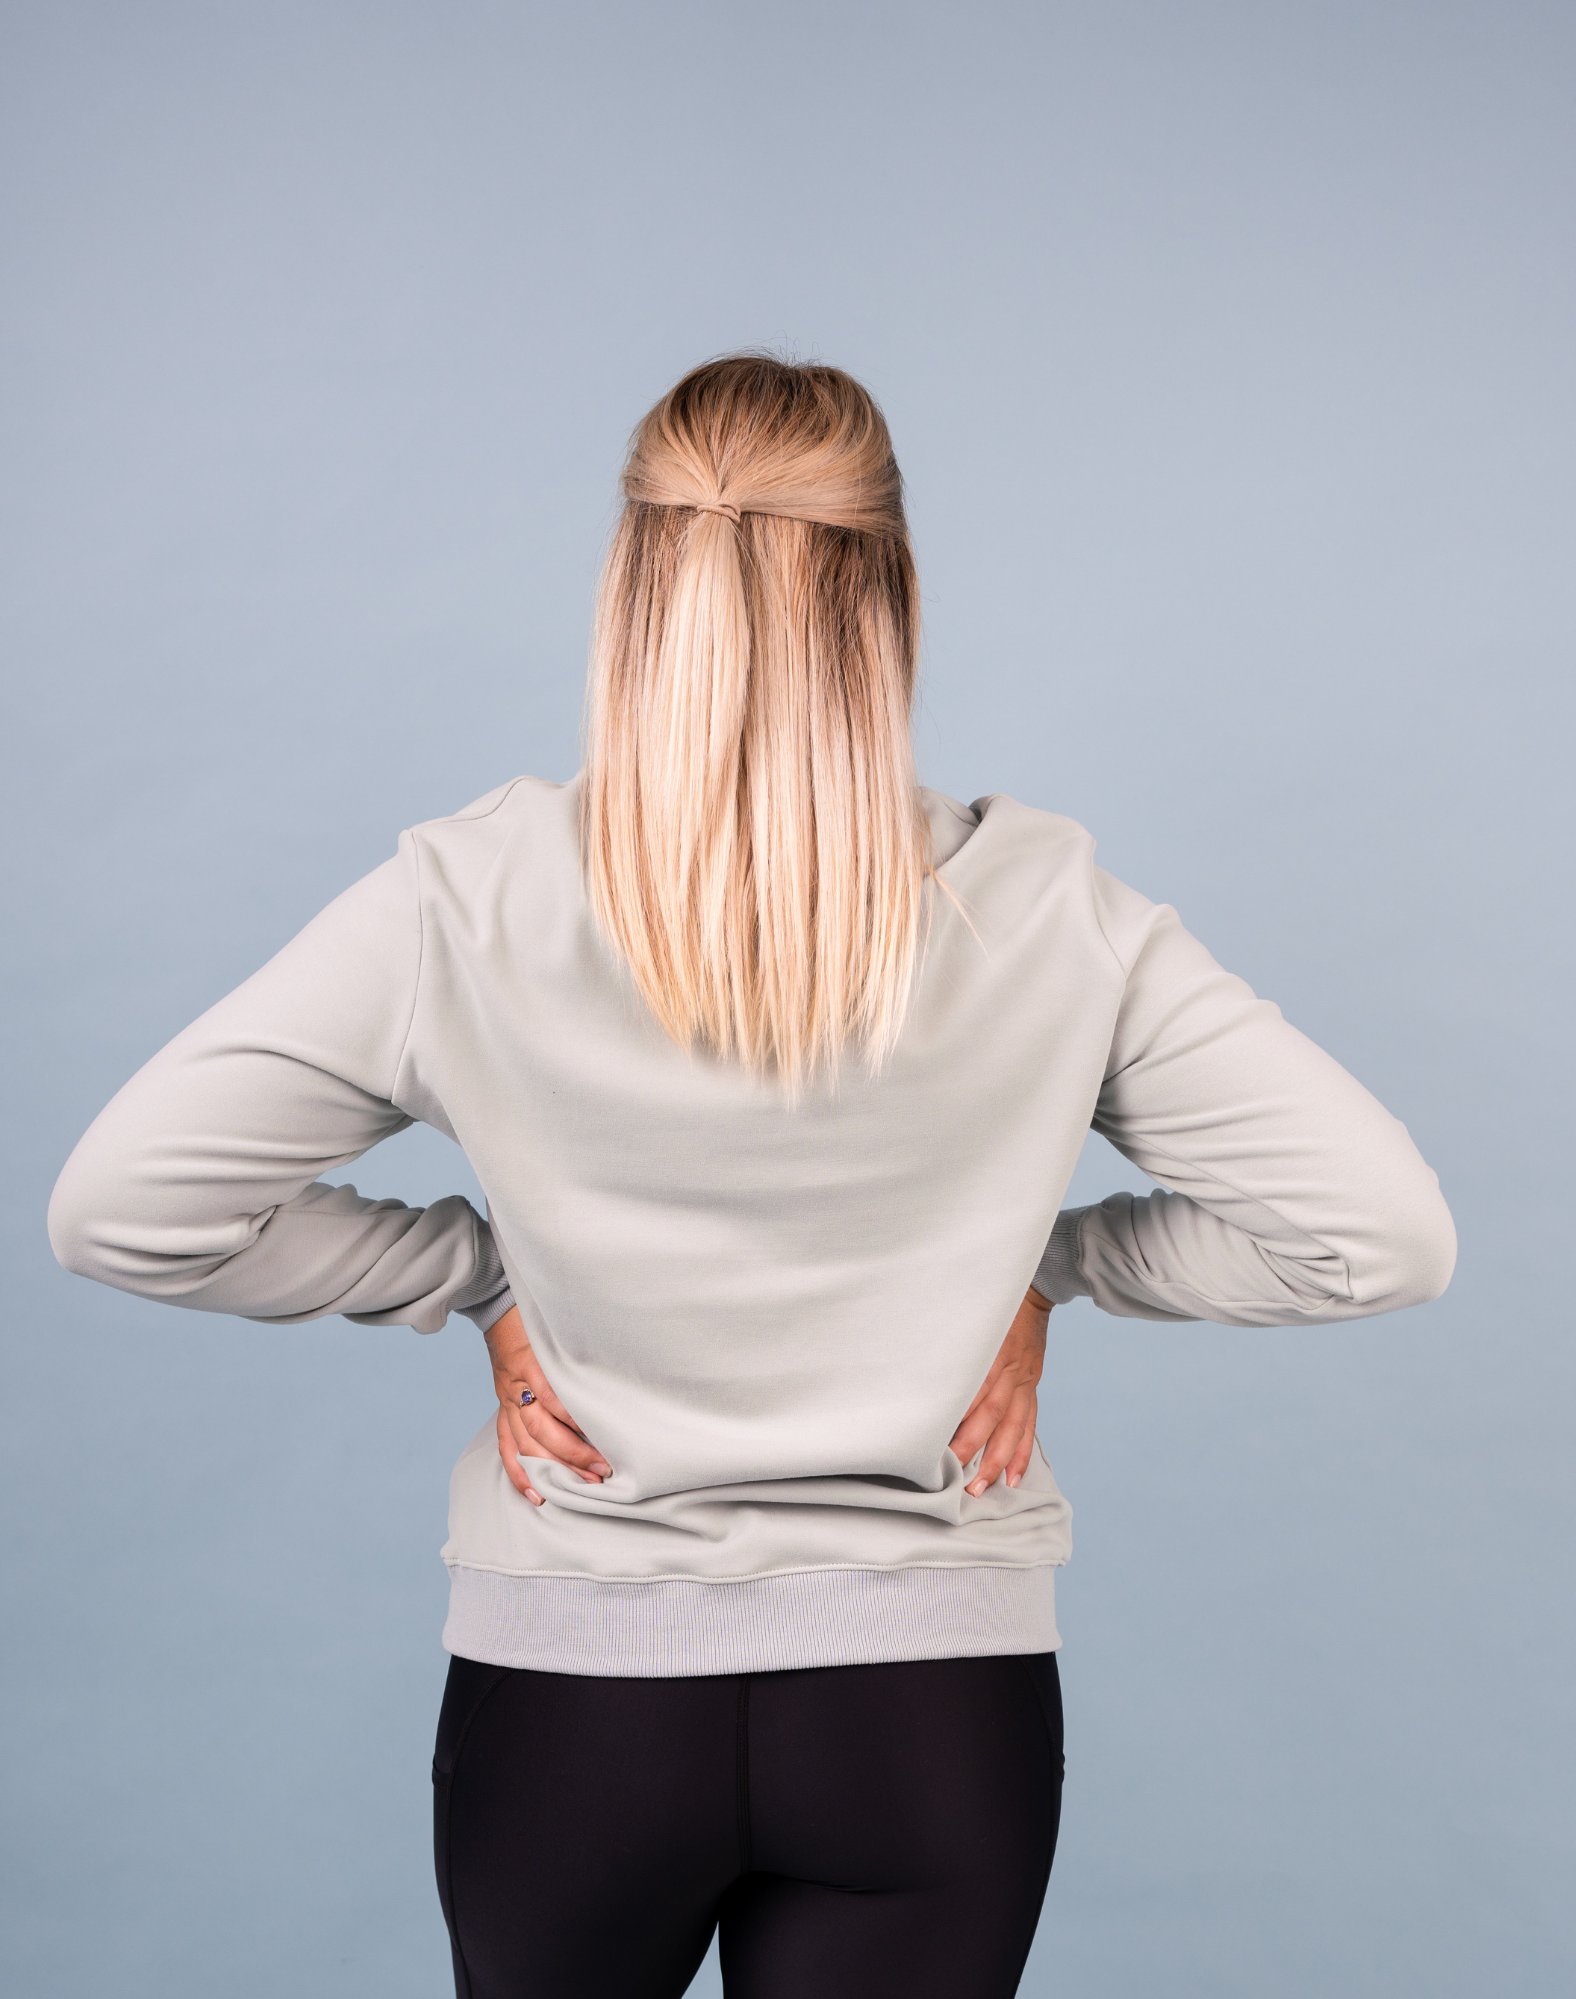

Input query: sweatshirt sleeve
[1032,867,1456,1326]
[48,833,513,1335]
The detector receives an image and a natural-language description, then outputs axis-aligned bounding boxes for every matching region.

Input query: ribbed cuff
[463,1286,516,1332]
[452,1220,516,1332]
[1032,1207,1091,1306]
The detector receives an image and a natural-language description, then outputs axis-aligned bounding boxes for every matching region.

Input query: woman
[49,355,1456,1998]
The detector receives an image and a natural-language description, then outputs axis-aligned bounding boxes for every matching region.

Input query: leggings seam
[1008,1656,1064,1991]
[735,1676,753,1876]
[441,1666,511,1999]
[1018,1655,1065,1783]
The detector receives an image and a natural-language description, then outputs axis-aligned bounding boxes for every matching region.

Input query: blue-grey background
[3,2,1571,1993]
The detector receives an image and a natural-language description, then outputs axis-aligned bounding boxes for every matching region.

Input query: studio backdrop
[3,4,1571,1996]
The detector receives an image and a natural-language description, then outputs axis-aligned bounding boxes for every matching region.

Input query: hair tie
[693,498,742,525]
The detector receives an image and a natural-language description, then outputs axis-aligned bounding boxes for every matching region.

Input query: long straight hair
[583,355,930,1093]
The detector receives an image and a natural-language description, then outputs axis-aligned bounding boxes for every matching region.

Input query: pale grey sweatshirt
[49,776,1456,1675]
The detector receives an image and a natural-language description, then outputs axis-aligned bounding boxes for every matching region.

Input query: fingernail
[1007,1472,1020,1489]
[530,1491,544,1506]
[967,1478,984,1497]
[591,1461,612,1477]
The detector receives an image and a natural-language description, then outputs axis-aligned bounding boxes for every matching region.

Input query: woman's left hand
[485,1304,613,1504]
[949,1287,1051,1496]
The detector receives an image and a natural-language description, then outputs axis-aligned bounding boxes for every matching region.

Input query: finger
[516,1401,613,1481]
[949,1382,1013,1464]
[504,1400,565,1475]
[975,1411,1027,1493]
[496,1408,543,1505]
[531,1379,586,1436]
[956,1357,1005,1416]
[505,1403,567,1488]
[496,1371,593,1449]
[948,1375,1001,1447]
[1006,1398,1039,1489]
[505,1349,599,1451]
[518,1402,611,1476]
[967,1400,1031,1497]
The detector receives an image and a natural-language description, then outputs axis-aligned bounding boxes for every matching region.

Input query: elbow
[48,1155,105,1282]
[1356,1182,1457,1316]
[1415,1192,1458,1304]
[48,1141,135,1289]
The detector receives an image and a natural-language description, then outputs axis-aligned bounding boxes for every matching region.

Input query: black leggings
[433,1649,1063,1999]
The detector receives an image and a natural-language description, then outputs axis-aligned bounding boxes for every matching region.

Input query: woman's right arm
[47,835,507,1335]
[1032,868,1456,1326]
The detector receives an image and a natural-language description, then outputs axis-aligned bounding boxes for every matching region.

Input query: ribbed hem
[1033,1207,1091,1306]
[442,1562,1061,1677]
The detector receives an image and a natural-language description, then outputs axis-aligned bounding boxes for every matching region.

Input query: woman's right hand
[485,1305,612,1504]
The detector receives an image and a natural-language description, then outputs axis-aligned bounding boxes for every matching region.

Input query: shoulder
[923,784,1093,863]
[935,787,1097,895]
[931,789,1164,976]
[404,773,582,876]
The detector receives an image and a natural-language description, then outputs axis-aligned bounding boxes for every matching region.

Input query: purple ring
[520,1388,535,1406]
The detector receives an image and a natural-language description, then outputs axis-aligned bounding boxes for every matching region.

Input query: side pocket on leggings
[433,1656,509,1999]
[1021,1653,1065,1786]
[434,1654,509,1780]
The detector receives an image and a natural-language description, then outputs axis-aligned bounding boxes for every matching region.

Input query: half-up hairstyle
[583,354,929,1093]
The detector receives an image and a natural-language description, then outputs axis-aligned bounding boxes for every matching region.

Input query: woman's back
[48,763,1452,1675]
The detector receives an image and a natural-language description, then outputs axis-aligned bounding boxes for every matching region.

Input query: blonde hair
[583,354,929,1093]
